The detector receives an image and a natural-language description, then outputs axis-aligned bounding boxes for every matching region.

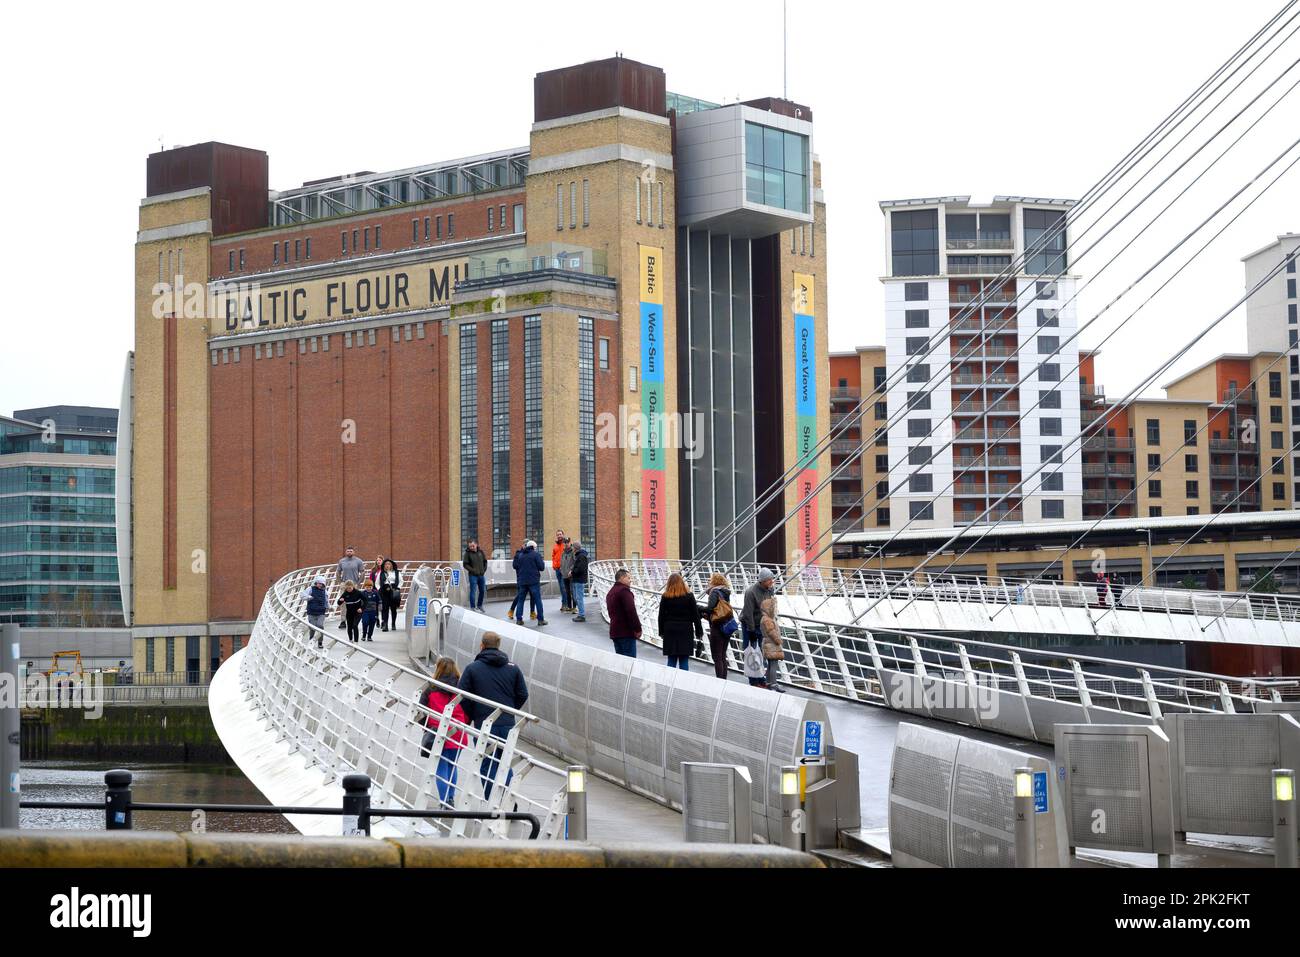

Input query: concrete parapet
[1,831,823,868]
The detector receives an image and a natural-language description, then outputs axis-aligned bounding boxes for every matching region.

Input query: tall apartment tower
[879,196,1081,529]
[1244,233,1300,500]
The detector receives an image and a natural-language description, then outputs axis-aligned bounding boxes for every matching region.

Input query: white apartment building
[880,196,1083,530]
[1243,233,1300,500]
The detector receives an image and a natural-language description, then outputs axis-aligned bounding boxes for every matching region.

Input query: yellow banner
[639,245,664,306]
[793,272,815,316]
[206,256,468,336]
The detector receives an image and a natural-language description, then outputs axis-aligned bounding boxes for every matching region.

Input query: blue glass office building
[0,406,123,627]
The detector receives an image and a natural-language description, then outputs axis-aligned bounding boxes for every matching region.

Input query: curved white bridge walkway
[211,563,682,842]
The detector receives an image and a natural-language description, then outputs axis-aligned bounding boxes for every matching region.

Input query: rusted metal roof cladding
[534,56,666,122]
[146,142,269,236]
[741,97,813,122]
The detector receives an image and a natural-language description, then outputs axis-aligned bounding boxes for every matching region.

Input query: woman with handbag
[701,573,737,680]
[759,596,785,693]
[657,572,703,671]
[378,559,402,631]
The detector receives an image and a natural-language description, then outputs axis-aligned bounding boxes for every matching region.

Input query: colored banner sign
[793,273,819,556]
[640,245,667,558]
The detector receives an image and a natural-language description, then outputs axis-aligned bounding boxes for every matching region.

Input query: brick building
[123,55,831,675]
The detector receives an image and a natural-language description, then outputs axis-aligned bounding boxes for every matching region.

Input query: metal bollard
[1013,766,1036,868]
[565,765,588,841]
[1,625,19,829]
[105,769,133,831]
[1275,768,1297,869]
[342,773,372,836]
[779,766,803,851]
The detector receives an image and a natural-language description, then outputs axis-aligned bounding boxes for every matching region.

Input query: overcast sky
[2,0,1296,416]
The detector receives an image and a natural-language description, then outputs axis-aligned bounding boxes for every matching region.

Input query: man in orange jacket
[551,529,571,612]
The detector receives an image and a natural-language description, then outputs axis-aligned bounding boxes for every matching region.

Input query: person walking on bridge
[559,538,577,614]
[301,574,329,649]
[701,573,737,679]
[606,567,642,658]
[741,569,776,651]
[337,547,366,629]
[458,632,529,801]
[378,559,402,631]
[569,539,590,622]
[423,657,469,807]
[513,540,547,627]
[463,540,488,612]
[360,580,380,641]
[759,596,785,693]
[552,531,572,613]
[336,580,365,643]
[658,572,702,671]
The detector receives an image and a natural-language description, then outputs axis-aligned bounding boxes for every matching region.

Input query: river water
[19,761,297,834]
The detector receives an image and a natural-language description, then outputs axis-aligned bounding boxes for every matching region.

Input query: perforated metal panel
[682,763,753,843]
[1163,713,1300,838]
[1055,724,1171,856]
[890,723,1068,868]
[442,607,833,843]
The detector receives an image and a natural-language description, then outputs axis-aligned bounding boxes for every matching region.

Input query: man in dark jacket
[512,540,547,627]
[741,569,776,650]
[300,575,329,649]
[463,540,488,612]
[569,540,590,622]
[606,568,642,657]
[458,632,529,799]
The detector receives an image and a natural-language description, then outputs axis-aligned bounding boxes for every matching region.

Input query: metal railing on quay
[240,562,570,841]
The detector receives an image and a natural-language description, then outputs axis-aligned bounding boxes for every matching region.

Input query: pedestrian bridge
[213,556,1300,847]
[211,560,833,843]
[586,560,1300,744]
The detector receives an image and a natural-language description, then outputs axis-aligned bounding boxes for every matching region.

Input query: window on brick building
[448,214,455,238]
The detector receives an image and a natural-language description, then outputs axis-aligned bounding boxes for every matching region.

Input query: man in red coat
[605,568,642,658]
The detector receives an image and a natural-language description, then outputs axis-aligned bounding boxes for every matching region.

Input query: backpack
[742,643,766,679]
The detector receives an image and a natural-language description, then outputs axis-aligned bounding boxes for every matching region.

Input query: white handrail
[239,562,568,840]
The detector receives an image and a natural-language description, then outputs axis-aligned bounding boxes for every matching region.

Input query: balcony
[832,466,863,482]
[1213,491,1261,507]
[946,237,1015,251]
[1083,488,1137,504]
[831,440,863,456]
[1080,384,1106,402]
[952,374,1017,386]
[953,427,1021,442]
[465,242,608,283]
[1220,386,1258,406]
[956,508,1023,524]
[831,413,862,429]
[955,456,1022,470]
[1210,465,1259,479]
[832,494,864,508]
[1083,436,1135,451]
[951,290,1017,305]
[830,387,860,402]
[948,261,1013,276]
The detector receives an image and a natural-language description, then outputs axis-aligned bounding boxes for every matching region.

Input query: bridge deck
[475,597,1271,866]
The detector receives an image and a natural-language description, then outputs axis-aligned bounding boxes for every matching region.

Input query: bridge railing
[589,559,1300,743]
[240,563,569,840]
[592,559,1300,625]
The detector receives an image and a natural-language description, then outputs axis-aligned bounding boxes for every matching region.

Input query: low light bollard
[1276,768,1297,869]
[342,773,373,837]
[1013,766,1036,868]
[780,766,802,851]
[105,769,133,831]
[566,765,588,841]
